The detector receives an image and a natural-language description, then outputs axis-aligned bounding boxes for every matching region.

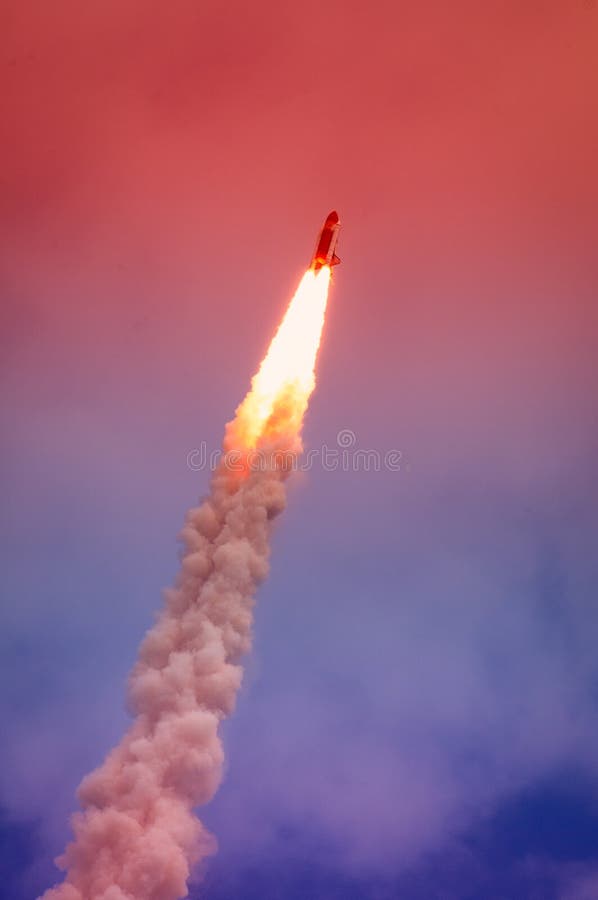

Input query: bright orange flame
[230,266,331,450]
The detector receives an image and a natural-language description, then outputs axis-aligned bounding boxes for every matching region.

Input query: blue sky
[2,2,598,898]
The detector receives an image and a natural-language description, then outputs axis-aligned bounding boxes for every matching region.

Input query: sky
[1,1,598,898]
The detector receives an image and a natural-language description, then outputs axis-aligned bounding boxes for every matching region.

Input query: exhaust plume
[42,267,332,900]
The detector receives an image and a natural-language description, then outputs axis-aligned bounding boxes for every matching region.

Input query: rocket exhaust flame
[41,258,334,900]
[231,266,331,448]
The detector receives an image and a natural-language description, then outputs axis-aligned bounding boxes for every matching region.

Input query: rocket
[310,211,341,271]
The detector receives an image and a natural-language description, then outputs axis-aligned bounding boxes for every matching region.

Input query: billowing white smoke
[42,388,306,900]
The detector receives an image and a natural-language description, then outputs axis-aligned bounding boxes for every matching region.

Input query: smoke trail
[42,269,331,900]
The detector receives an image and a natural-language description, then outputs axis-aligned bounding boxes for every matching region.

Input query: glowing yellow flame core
[233,267,331,449]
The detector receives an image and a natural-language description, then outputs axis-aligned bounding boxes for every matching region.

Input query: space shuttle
[310,211,341,271]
